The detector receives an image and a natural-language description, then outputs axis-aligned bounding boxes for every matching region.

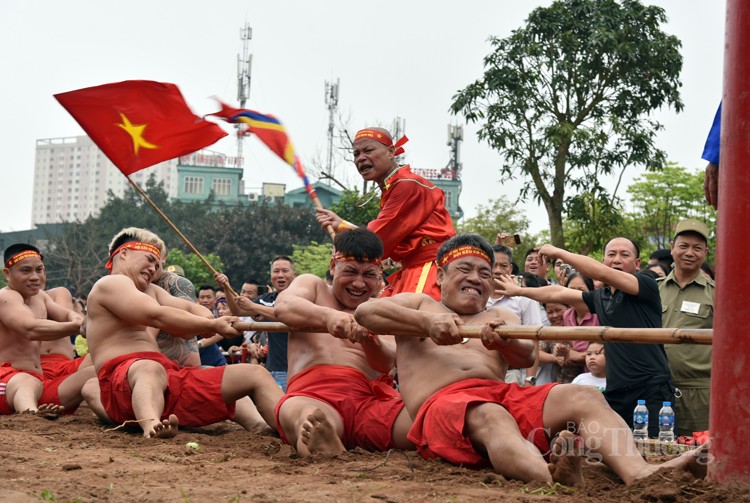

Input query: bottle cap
[637,399,646,405]
[663,401,671,406]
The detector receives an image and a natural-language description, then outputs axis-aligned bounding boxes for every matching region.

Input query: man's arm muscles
[274,275,331,328]
[555,250,639,296]
[354,294,431,338]
[0,292,79,341]
[100,277,217,337]
[358,335,397,374]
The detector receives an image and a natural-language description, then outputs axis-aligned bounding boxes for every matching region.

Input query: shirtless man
[355,234,708,486]
[0,244,91,417]
[273,228,413,456]
[84,227,283,438]
[40,287,94,382]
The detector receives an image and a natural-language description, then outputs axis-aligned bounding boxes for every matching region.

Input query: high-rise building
[31,135,177,225]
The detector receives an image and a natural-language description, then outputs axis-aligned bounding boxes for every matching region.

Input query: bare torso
[0,289,46,373]
[395,306,510,416]
[286,286,381,381]
[86,277,163,371]
[40,337,76,358]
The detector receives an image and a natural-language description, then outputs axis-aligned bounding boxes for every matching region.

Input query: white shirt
[572,372,607,391]
[487,295,543,326]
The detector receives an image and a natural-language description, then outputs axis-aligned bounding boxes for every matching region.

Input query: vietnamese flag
[54,81,227,175]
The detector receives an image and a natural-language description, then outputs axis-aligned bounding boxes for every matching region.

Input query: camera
[562,264,576,276]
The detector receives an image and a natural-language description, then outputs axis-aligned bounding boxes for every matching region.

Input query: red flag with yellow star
[54,81,227,175]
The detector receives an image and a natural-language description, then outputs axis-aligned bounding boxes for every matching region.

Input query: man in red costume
[316,128,455,301]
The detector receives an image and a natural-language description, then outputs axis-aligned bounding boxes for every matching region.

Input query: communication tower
[236,23,253,168]
[324,79,340,183]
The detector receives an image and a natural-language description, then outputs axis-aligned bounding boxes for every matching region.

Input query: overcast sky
[0,0,725,234]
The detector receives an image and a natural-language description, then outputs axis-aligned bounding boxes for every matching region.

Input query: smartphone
[498,234,521,246]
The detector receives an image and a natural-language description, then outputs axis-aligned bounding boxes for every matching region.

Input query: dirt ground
[1,405,748,503]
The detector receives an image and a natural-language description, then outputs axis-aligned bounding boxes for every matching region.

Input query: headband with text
[5,250,43,269]
[105,241,162,272]
[354,129,409,156]
[438,245,492,268]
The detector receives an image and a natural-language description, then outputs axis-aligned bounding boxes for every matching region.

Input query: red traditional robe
[367,165,456,300]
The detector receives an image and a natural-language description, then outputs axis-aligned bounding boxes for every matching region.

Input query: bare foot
[23,403,65,420]
[298,409,345,457]
[548,431,585,487]
[145,415,179,439]
[249,423,275,436]
[637,441,710,482]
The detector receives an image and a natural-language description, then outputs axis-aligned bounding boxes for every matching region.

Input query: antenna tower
[236,23,253,168]
[447,124,463,180]
[392,117,406,163]
[324,79,340,184]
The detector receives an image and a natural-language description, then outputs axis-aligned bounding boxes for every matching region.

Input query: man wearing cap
[355,234,708,486]
[493,236,673,437]
[0,243,91,417]
[658,219,714,436]
[315,127,455,301]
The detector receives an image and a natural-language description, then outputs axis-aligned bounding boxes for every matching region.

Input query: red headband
[438,245,492,268]
[333,251,382,268]
[105,241,162,272]
[5,250,42,269]
[354,129,409,156]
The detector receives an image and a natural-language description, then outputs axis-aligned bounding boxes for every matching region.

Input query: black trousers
[605,378,674,438]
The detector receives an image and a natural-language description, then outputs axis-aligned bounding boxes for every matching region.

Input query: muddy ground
[0,405,747,503]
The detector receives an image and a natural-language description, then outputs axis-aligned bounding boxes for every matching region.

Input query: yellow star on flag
[116,113,159,154]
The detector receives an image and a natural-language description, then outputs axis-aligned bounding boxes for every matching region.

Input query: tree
[291,241,333,278]
[165,248,224,288]
[563,185,628,256]
[626,163,717,253]
[43,218,109,296]
[186,201,328,285]
[458,196,530,243]
[450,0,683,247]
[330,189,381,227]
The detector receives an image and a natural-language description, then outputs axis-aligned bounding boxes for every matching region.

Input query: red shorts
[0,362,75,414]
[41,354,84,381]
[380,261,440,301]
[97,351,235,427]
[0,364,42,415]
[408,378,556,468]
[275,365,405,451]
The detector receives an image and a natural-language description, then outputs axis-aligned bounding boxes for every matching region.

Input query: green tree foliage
[458,197,547,268]
[192,202,327,286]
[44,174,327,295]
[626,163,717,254]
[458,196,530,243]
[563,185,629,256]
[164,248,224,288]
[330,189,381,227]
[291,241,333,278]
[450,0,683,247]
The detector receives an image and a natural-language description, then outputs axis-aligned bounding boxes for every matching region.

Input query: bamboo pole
[232,321,713,345]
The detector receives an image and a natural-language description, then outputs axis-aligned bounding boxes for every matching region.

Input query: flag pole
[310,194,336,240]
[124,176,239,298]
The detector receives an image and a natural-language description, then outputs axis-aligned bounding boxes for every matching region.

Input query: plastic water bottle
[658,401,675,443]
[633,399,649,440]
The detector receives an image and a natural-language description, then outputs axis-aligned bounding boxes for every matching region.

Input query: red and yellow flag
[54,81,227,175]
